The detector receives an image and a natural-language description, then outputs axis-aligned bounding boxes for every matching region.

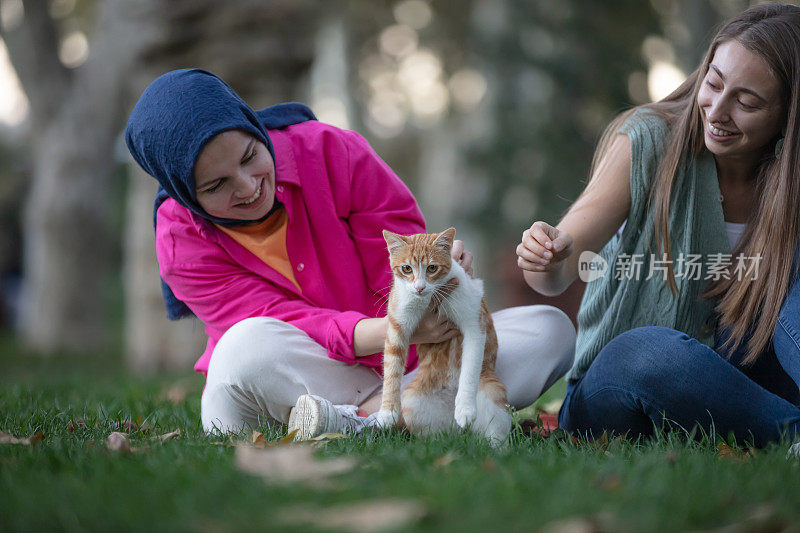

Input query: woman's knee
[495,304,576,371]
[590,326,700,387]
[537,305,578,372]
[207,316,300,385]
[493,305,576,406]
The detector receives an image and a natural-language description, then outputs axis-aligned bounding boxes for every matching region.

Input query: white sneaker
[787,442,800,459]
[287,394,366,440]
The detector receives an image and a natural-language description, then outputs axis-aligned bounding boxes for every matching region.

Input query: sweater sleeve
[156,205,367,365]
[337,129,426,295]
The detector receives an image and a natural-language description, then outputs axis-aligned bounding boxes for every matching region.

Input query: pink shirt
[156,121,425,376]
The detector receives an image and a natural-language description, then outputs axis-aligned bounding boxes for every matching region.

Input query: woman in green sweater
[517,3,800,448]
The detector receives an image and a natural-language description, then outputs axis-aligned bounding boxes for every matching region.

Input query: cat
[372,227,511,446]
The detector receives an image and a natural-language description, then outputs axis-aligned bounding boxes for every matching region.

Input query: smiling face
[194,129,276,220]
[696,40,785,166]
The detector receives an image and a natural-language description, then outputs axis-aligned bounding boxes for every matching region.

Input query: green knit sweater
[568,109,730,383]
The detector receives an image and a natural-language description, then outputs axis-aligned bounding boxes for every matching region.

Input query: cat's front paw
[454,396,477,428]
[369,409,399,430]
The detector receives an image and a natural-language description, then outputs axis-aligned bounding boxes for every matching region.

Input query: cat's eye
[401,265,412,274]
[426,265,438,274]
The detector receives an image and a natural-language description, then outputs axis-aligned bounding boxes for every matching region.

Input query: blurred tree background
[0,0,767,371]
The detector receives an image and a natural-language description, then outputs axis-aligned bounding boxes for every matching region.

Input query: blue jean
[560,276,800,447]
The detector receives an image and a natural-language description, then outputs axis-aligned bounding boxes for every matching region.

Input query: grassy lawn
[1,333,799,532]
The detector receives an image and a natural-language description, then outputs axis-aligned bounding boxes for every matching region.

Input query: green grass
[1,333,799,532]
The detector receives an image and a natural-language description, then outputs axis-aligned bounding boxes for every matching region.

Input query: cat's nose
[414,280,426,293]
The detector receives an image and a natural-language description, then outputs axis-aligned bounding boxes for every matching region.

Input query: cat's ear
[383,230,409,253]
[433,227,456,250]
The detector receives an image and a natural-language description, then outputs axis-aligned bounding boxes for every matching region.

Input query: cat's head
[383,228,456,298]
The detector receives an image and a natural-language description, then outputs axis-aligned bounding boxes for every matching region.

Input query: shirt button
[297,263,305,272]
[277,185,284,193]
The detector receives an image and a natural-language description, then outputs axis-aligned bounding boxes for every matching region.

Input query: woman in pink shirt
[125,69,576,438]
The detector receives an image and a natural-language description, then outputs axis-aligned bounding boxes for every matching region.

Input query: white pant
[201,305,576,433]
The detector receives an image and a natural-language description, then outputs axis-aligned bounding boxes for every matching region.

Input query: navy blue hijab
[125,68,315,319]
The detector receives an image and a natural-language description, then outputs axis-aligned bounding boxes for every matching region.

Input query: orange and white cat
[373,228,511,446]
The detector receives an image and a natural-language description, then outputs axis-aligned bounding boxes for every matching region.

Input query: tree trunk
[123,166,206,371]
[13,0,157,353]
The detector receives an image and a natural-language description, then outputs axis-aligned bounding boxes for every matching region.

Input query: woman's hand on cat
[451,239,474,277]
[410,310,458,344]
[516,221,574,272]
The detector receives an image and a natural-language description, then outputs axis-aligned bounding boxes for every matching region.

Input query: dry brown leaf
[251,431,266,447]
[716,442,749,462]
[279,499,426,533]
[106,432,132,453]
[251,429,300,448]
[67,419,89,433]
[235,444,355,484]
[307,432,348,448]
[481,458,497,472]
[432,452,458,469]
[153,429,181,442]
[0,430,44,445]
[161,381,194,405]
[597,473,622,492]
[662,450,680,464]
[540,517,600,533]
[281,429,300,443]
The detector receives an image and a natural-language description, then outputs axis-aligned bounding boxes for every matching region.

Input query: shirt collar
[271,129,301,188]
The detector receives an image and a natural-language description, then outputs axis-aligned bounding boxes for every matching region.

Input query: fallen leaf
[106,432,132,453]
[279,499,426,533]
[251,431,266,447]
[161,381,194,405]
[540,517,599,533]
[590,431,611,451]
[516,415,558,438]
[251,429,300,448]
[747,503,774,522]
[235,444,356,484]
[153,429,181,442]
[67,419,89,433]
[0,431,45,445]
[281,429,300,443]
[662,450,680,464]
[481,458,497,472]
[432,452,458,469]
[716,442,749,462]
[597,472,622,492]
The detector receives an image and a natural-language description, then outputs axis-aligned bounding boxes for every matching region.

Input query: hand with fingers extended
[516,221,574,273]
[410,309,459,345]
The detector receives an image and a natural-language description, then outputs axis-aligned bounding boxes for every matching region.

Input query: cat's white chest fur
[392,261,483,331]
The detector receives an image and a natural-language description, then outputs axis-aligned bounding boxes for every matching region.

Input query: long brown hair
[588,3,800,364]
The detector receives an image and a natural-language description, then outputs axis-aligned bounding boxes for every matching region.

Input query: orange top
[215,207,301,291]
